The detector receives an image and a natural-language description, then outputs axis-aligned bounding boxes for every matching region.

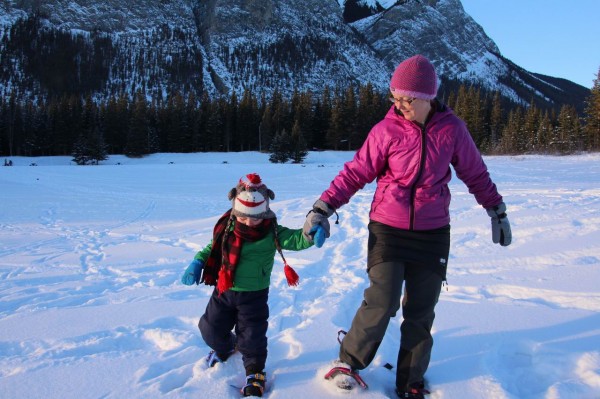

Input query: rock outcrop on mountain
[0,0,589,110]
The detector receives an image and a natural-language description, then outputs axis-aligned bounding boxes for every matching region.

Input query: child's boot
[241,372,266,397]
[205,348,235,368]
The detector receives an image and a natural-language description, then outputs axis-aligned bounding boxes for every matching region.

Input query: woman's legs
[339,260,405,369]
[395,264,443,390]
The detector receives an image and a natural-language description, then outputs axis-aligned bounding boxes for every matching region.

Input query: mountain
[0,0,590,111]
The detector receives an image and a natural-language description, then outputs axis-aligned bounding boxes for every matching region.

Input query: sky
[1,151,600,398]
[461,0,599,89]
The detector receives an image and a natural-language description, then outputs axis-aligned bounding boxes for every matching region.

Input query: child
[181,173,316,397]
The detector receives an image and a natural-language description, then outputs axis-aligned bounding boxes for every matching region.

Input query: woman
[303,54,512,399]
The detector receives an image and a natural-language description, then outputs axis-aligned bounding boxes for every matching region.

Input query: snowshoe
[205,348,235,368]
[324,360,368,390]
[395,381,430,398]
[241,372,266,397]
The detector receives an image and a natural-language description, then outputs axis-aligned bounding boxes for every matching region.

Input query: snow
[1,151,600,399]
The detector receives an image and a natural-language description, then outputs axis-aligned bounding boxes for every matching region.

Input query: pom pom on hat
[229,173,276,219]
[390,54,438,100]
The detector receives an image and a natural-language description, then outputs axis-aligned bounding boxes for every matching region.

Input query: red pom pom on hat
[246,173,262,184]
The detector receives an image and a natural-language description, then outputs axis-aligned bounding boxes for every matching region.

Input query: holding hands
[303,199,334,248]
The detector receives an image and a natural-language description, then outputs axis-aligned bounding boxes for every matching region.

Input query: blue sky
[461,0,599,89]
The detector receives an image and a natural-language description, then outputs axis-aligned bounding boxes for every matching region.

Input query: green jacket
[194,223,313,292]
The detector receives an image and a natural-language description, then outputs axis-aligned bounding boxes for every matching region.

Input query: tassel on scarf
[284,263,299,286]
[217,268,234,294]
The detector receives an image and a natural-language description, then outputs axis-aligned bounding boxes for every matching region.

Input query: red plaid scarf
[201,210,272,294]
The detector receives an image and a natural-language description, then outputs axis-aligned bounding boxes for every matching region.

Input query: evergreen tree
[311,87,332,149]
[582,67,600,151]
[453,84,469,121]
[554,105,581,154]
[186,92,202,152]
[290,119,308,163]
[223,92,238,152]
[125,91,154,157]
[356,83,380,147]
[102,94,129,154]
[205,98,226,152]
[71,98,108,165]
[237,89,259,151]
[2,92,21,157]
[71,125,108,165]
[489,91,504,152]
[87,126,109,164]
[327,95,344,150]
[270,90,289,143]
[259,104,274,152]
[499,107,523,154]
[21,100,47,156]
[291,90,314,150]
[535,111,553,153]
[165,92,189,152]
[466,87,484,148]
[523,99,540,152]
[71,133,90,165]
[195,92,212,152]
[340,86,357,149]
[268,129,291,163]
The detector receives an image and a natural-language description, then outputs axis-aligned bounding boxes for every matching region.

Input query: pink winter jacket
[320,104,503,231]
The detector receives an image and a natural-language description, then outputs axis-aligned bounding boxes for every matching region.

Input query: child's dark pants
[199,287,269,374]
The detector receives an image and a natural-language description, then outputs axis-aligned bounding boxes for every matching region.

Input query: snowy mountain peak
[0,0,589,110]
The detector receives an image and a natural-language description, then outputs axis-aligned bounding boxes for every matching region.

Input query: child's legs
[198,288,237,355]
[236,288,269,374]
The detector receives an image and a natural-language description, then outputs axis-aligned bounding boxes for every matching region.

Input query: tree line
[1,70,599,163]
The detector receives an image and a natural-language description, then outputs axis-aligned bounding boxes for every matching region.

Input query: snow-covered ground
[1,151,599,399]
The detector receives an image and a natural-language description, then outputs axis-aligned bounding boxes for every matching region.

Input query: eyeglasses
[389,94,416,106]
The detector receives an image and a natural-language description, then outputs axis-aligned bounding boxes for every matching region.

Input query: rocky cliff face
[0,0,589,109]
[194,0,389,96]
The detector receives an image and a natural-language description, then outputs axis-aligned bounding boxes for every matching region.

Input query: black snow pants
[199,287,269,375]
[339,221,449,391]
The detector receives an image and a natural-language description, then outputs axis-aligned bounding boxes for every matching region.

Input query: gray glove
[486,202,512,246]
[303,199,334,243]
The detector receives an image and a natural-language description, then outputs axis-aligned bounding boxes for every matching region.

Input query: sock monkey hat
[228,173,276,219]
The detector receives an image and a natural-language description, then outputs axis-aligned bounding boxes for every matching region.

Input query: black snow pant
[339,223,448,391]
[199,287,269,375]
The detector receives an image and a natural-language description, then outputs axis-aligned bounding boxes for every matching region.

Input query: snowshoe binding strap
[395,383,431,398]
[205,349,235,368]
[205,350,222,368]
[242,372,266,397]
[337,329,347,345]
[324,366,368,389]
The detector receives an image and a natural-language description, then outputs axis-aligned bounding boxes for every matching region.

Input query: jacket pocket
[371,183,390,212]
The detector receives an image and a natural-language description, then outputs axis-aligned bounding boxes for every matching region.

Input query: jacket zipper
[409,125,427,230]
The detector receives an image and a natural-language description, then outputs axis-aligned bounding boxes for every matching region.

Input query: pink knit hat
[389,55,438,100]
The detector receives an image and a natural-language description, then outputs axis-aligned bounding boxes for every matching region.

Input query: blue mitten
[309,225,326,248]
[181,259,204,285]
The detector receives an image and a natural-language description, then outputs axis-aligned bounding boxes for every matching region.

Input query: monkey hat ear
[267,188,275,200]
[229,173,276,219]
[228,187,238,201]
